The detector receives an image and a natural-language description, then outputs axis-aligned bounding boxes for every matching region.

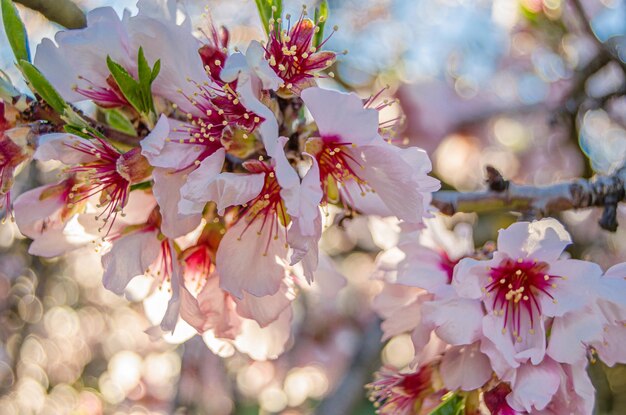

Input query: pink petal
[301,87,379,145]
[14,184,66,240]
[177,148,227,214]
[452,257,492,299]
[216,218,288,298]
[234,281,295,327]
[440,342,492,391]
[355,143,429,223]
[140,116,206,170]
[546,306,604,364]
[152,167,202,238]
[421,297,484,345]
[34,7,131,103]
[506,358,561,412]
[497,219,571,262]
[381,298,424,341]
[540,259,602,317]
[101,229,161,294]
[34,134,97,164]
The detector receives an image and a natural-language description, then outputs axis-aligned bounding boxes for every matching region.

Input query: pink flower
[101,207,183,331]
[35,132,152,233]
[212,158,321,298]
[377,218,474,293]
[176,222,296,332]
[434,219,602,372]
[301,87,439,225]
[264,10,337,94]
[34,0,207,112]
[367,365,442,415]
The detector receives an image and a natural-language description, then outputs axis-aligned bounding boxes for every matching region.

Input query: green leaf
[313,0,329,47]
[150,59,161,83]
[255,0,282,35]
[18,60,67,113]
[1,0,30,62]
[105,108,137,136]
[106,55,144,112]
[107,50,159,128]
[130,181,153,191]
[428,393,465,415]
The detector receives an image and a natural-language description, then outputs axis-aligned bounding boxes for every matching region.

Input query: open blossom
[301,87,439,225]
[34,0,207,112]
[367,365,443,415]
[210,157,321,298]
[34,133,152,232]
[264,7,337,95]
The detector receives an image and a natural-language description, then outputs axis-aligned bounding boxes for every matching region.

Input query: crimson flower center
[485,257,562,339]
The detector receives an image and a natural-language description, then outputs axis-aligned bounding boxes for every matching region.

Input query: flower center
[265,11,337,90]
[367,365,434,414]
[309,136,369,205]
[236,164,289,254]
[182,244,213,293]
[484,257,561,339]
[65,138,142,232]
[173,81,262,160]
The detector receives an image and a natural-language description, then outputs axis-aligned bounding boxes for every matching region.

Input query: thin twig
[15,94,143,146]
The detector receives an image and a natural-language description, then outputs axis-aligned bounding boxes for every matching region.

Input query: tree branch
[14,0,86,29]
[14,94,143,146]
[432,166,626,231]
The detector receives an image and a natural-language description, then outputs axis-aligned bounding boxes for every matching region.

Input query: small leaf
[106,55,144,112]
[150,59,161,83]
[18,60,67,113]
[63,124,92,139]
[429,393,465,415]
[105,108,137,136]
[313,0,329,47]
[1,0,30,62]
[130,181,153,191]
[137,47,151,87]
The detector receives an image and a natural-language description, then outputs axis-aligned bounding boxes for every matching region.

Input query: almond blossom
[301,87,440,225]
[264,7,337,95]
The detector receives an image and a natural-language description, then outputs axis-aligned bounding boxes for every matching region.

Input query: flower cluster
[371,216,626,414]
[2,0,625,412]
[4,0,437,360]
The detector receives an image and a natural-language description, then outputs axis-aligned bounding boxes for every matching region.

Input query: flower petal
[440,342,492,391]
[101,230,160,294]
[217,218,288,298]
[301,87,379,145]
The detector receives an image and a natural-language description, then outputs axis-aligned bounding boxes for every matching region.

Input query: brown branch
[15,94,143,146]
[433,166,626,231]
[14,0,86,29]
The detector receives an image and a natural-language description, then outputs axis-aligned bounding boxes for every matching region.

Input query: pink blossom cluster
[1,0,438,359]
[371,217,626,414]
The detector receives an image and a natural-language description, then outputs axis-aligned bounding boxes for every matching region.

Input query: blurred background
[1,0,626,413]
